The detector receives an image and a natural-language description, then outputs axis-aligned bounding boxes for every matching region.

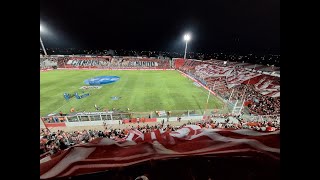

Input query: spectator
[41,113,279,157]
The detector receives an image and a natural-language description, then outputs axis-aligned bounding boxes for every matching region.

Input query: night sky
[40,0,280,54]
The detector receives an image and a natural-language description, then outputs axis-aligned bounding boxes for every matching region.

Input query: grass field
[40,70,225,116]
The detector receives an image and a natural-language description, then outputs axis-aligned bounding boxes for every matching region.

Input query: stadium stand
[41,113,279,156]
[40,55,280,180]
[40,118,279,179]
[178,59,280,115]
[50,56,171,69]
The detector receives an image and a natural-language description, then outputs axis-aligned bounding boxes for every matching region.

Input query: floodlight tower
[183,33,191,59]
[40,25,48,56]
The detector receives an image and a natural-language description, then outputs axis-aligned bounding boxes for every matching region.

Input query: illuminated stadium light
[183,34,191,41]
[40,24,48,56]
[183,33,191,59]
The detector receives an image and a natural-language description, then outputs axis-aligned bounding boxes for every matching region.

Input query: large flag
[40,125,280,179]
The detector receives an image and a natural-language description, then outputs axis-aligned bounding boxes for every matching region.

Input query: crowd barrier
[45,122,66,128]
[122,118,157,123]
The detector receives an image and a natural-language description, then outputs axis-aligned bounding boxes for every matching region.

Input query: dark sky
[40,0,280,54]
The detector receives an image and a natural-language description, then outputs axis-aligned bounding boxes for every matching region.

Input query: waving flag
[40,125,280,179]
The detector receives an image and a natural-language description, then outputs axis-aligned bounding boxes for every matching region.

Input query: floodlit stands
[178,59,280,115]
[51,56,171,69]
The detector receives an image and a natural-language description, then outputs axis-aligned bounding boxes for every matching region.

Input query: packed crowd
[40,56,171,69]
[216,85,280,115]
[40,114,279,157]
[244,85,280,115]
[41,48,280,66]
[179,59,280,115]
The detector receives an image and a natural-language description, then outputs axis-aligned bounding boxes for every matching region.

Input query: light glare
[184,34,191,41]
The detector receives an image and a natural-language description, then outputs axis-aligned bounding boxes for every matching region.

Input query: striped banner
[40,125,279,179]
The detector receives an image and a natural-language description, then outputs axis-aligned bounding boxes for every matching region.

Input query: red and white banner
[57,68,174,71]
[40,126,279,179]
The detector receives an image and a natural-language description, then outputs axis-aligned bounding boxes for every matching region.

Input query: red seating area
[173,58,185,68]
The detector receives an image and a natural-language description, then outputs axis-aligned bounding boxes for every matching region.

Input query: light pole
[40,25,48,56]
[183,33,191,59]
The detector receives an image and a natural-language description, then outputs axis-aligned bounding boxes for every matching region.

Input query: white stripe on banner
[151,132,156,140]
[125,133,135,141]
[40,147,96,179]
[187,130,279,153]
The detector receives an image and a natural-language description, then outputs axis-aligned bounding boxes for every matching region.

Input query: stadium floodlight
[183,33,191,59]
[40,25,48,56]
[184,34,191,41]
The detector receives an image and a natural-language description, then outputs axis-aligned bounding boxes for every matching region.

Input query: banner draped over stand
[40,125,279,179]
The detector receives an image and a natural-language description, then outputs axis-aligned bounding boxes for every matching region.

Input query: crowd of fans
[244,85,280,115]
[178,59,280,115]
[41,56,170,69]
[40,48,280,67]
[40,114,279,157]
[213,84,280,115]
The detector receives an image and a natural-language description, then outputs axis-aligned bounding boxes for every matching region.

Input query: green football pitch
[40,70,225,116]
